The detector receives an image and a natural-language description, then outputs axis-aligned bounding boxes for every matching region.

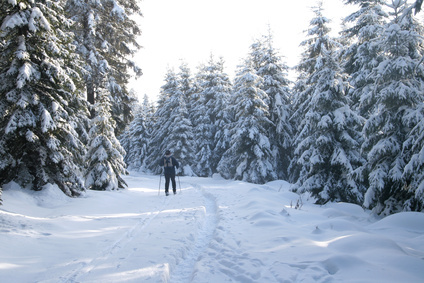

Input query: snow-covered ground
[1,172,424,283]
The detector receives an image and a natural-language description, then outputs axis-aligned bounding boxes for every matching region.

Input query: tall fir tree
[361,0,424,215]
[65,0,142,135]
[290,4,365,204]
[0,0,89,196]
[146,69,179,174]
[192,55,232,176]
[173,63,197,175]
[166,94,196,176]
[289,4,333,183]
[218,61,276,184]
[342,0,388,116]
[178,61,196,115]
[120,94,152,171]
[253,32,294,179]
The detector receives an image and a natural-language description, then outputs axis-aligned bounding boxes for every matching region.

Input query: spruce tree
[218,61,276,184]
[342,0,388,116]
[121,95,151,171]
[146,69,178,174]
[192,55,232,176]
[289,4,333,184]
[178,61,196,115]
[174,64,197,175]
[291,4,365,204]
[167,94,196,176]
[362,0,424,214]
[0,0,88,196]
[253,33,293,179]
[65,0,142,134]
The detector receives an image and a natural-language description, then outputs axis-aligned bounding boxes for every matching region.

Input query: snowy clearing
[1,172,423,282]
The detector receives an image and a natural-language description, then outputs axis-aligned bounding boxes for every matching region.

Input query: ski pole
[178,173,181,194]
[158,169,162,196]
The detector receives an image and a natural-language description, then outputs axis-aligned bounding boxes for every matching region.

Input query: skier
[159,150,180,196]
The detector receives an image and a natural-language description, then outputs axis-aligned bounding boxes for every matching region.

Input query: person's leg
[171,172,177,194]
[164,174,170,195]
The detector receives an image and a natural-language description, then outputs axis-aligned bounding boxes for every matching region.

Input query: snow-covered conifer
[291,4,365,204]
[146,69,179,174]
[192,55,232,176]
[166,94,196,176]
[65,0,142,134]
[342,0,388,116]
[120,95,152,171]
[362,0,424,214]
[253,32,294,179]
[403,103,424,212]
[178,62,196,114]
[85,88,127,191]
[289,4,333,183]
[218,61,276,184]
[0,0,89,196]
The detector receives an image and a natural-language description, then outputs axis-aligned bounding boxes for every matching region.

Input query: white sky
[130,0,356,102]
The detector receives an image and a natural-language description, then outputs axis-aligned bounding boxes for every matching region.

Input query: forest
[1,0,424,216]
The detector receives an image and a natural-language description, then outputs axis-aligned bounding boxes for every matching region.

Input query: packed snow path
[1,172,424,282]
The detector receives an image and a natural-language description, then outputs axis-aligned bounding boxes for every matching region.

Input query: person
[159,150,180,196]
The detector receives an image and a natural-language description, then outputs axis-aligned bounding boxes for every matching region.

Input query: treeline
[122,1,424,216]
[0,0,142,203]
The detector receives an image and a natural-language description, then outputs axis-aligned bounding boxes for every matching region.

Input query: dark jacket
[159,154,179,175]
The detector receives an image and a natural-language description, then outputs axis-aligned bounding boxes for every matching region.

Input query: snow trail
[1,173,424,282]
[169,184,218,283]
[59,195,172,283]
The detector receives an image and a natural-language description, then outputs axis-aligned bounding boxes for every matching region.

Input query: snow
[1,172,423,282]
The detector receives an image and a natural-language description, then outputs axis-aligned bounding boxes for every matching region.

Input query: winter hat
[165,150,171,155]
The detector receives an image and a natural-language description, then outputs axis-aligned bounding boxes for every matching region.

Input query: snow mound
[369,212,424,233]
[1,173,423,283]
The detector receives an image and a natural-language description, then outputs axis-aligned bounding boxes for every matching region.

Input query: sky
[130,0,357,102]
[1,172,423,282]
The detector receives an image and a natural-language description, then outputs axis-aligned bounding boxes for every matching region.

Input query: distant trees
[2,0,424,216]
[123,0,424,216]
[120,95,152,171]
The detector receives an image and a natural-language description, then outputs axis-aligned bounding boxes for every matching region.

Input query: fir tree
[0,0,88,196]
[291,4,365,204]
[218,61,276,184]
[192,55,232,176]
[342,0,388,116]
[253,32,294,179]
[120,95,152,171]
[174,63,197,175]
[362,0,424,215]
[65,0,142,134]
[178,61,196,115]
[289,4,333,183]
[146,69,178,174]
[85,88,127,191]
[167,94,196,176]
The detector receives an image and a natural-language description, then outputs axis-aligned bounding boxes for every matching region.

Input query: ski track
[58,195,172,283]
[168,183,218,283]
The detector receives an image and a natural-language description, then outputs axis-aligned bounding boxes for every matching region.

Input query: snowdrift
[0,172,423,282]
